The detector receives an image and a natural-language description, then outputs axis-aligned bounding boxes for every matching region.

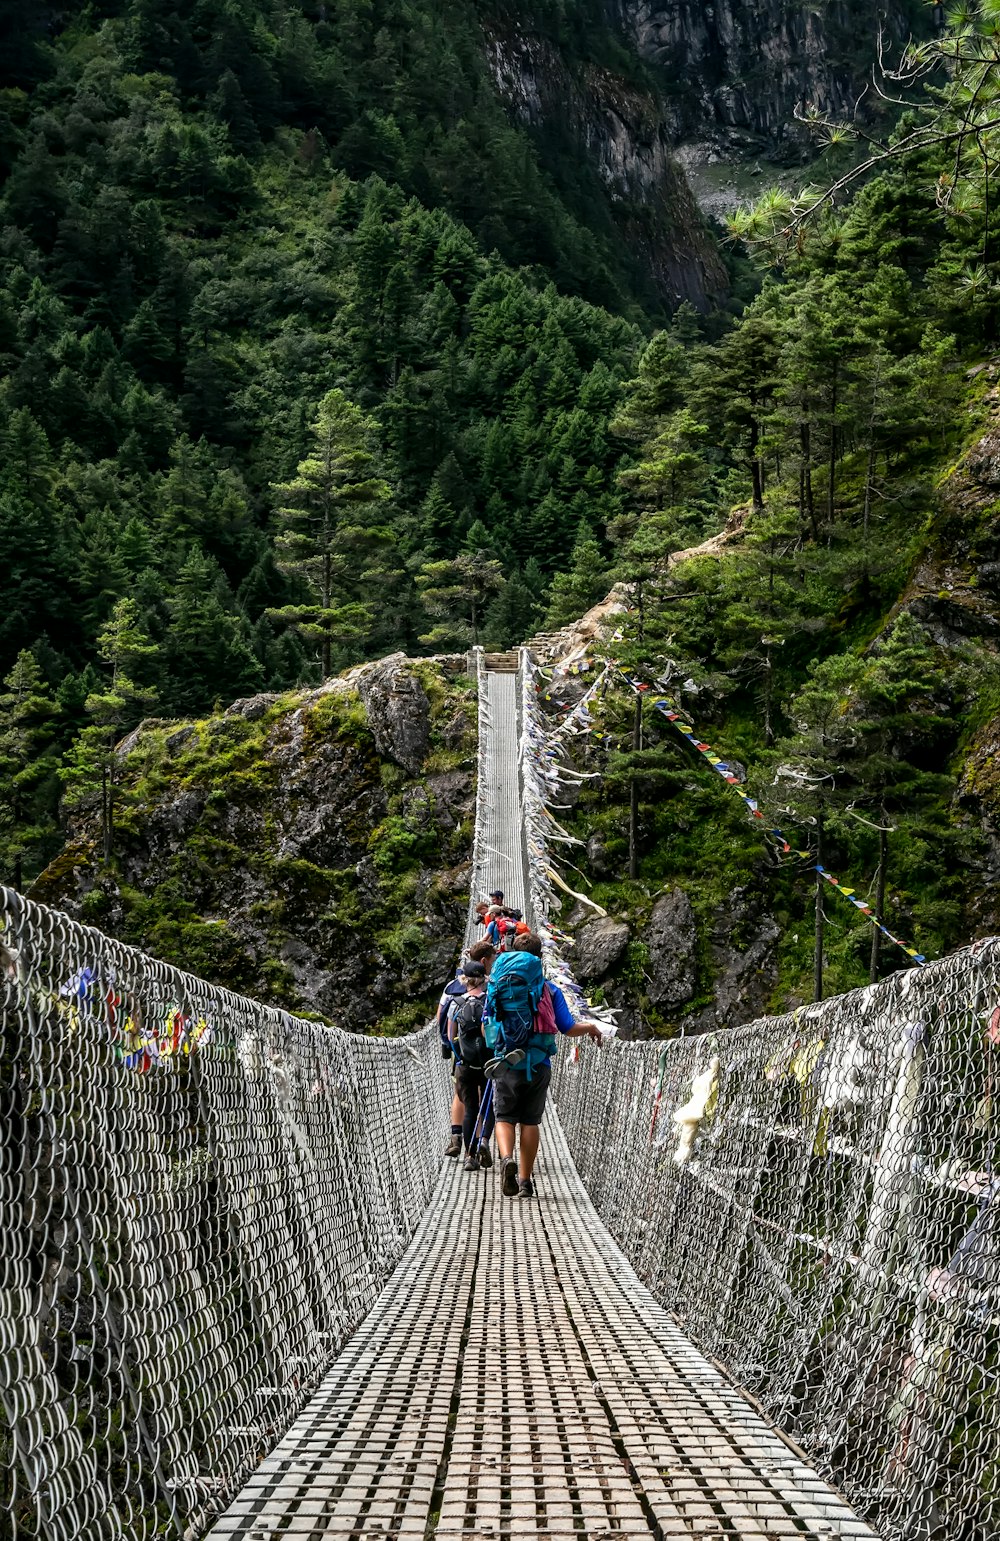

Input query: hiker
[467,939,498,971]
[438,968,470,1157]
[486,931,602,1200]
[484,906,505,949]
[448,959,495,1172]
[438,940,498,1157]
[494,911,522,951]
[480,890,509,943]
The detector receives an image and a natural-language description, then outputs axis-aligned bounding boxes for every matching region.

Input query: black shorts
[455,1063,489,1106]
[491,1063,551,1127]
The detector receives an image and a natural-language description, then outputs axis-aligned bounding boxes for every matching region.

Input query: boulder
[165,726,196,756]
[224,692,282,722]
[586,832,612,877]
[644,887,697,1009]
[680,888,780,1035]
[573,916,630,982]
[355,653,430,775]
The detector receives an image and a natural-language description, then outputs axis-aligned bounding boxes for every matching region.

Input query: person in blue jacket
[490,932,602,1200]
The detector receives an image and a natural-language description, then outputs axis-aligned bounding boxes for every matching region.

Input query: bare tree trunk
[814,812,825,1003]
[827,362,838,530]
[629,693,642,880]
[801,419,818,541]
[762,646,774,747]
[749,408,764,514]
[322,548,332,679]
[870,821,888,984]
[102,754,115,865]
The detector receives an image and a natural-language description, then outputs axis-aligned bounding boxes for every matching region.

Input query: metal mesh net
[551,903,1000,1538]
[0,885,447,1540]
[521,647,1000,1541]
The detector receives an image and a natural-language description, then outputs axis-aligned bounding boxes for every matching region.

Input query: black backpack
[454,993,487,1070]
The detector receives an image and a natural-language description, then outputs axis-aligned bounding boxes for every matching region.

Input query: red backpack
[534,983,556,1034]
[497,915,521,950]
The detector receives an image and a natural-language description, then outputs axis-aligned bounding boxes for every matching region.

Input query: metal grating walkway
[204,666,877,1541]
[478,670,528,919]
[206,1114,877,1540]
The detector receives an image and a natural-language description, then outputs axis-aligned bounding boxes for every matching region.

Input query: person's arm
[563,1020,603,1044]
[550,984,602,1044]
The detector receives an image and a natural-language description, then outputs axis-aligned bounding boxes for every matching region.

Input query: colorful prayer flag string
[611,668,928,967]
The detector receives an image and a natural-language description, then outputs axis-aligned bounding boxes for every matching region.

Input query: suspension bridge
[1,652,998,1541]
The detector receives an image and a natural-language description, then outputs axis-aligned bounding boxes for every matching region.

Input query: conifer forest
[5,0,1000,1024]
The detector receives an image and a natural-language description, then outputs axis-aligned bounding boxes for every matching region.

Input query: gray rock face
[355,654,430,776]
[482,23,726,308]
[574,916,631,982]
[34,665,476,1034]
[684,888,780,1033]
[587,832,612,877]
[614,1,924,152]
[644,887,697,1008]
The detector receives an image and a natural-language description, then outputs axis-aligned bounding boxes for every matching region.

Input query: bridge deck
[207,1113,875,1541]
[204,666,876,1540]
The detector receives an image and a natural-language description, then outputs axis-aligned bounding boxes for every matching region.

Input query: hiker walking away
[486,932,601,1199]
[437,967,469,1157]
[448,960,495,1172]
[438,941,498,1158]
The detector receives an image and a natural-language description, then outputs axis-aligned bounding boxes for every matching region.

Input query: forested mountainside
[5,2,1000,1025]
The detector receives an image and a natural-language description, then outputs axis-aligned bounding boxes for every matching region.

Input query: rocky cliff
[612,0,928,155]
[31,656,477,1034]
[482,2,926,307]
[482,17,728,309]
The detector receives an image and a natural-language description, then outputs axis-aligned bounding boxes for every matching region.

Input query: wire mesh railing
[552,945,1000,1541]
[0,885,447,1541]
[519,650,1000,1540]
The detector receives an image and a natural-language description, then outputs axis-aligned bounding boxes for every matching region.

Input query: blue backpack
[485,952,556,1078]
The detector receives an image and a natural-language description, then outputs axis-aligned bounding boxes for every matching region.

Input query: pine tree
[0,651,59,889]
[164,548,263,712]
[543,523,609,629]
[416,549,504,648]
[62,600,158,864]
[605,496,697,879]
[268,390,392,677]
[773,648,867,985]
[483,560,547,648]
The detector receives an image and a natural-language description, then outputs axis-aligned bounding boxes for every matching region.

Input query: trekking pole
[472,1080,494,1156]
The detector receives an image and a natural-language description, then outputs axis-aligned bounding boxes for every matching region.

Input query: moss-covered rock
[31,660,477,1033]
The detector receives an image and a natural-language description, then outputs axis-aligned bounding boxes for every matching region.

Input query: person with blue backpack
[484,931,602,1199]
[438,939,497,1156]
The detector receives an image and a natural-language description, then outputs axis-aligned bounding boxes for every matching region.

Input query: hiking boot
[518,1177,535,1200]
[478,1145,493,1170]
[444,1134,462,1158]
[463,1153,479,1173]
[500,1157,519,1197]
